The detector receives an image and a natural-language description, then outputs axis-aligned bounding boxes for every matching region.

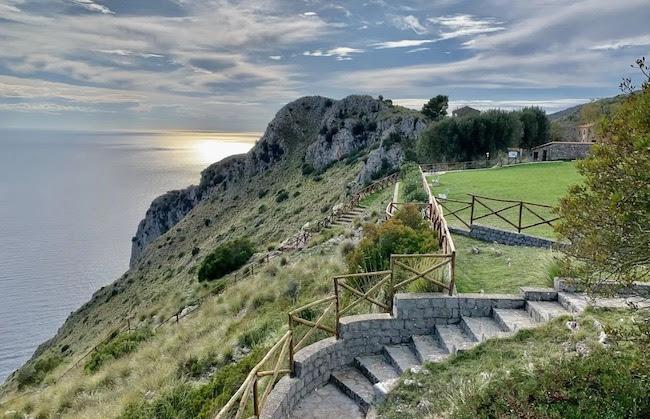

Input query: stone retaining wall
[468,224,558,248]
[261,292,526,418]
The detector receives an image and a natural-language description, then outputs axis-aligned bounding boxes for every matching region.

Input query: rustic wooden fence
[434,194,559,234]
[420,157,517,173]
[214,168,456,418]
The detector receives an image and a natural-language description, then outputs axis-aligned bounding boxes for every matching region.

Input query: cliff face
[130,95,425,266]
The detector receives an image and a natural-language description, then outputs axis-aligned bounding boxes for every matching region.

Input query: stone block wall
[261,292,528,418]
[468,224,558,248]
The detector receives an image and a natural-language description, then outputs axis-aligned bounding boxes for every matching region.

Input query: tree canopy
[556,67,650,290]
[421,95,448,121]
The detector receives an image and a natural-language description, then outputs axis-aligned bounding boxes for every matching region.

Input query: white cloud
[303,12,317,16]
[269,55,282,60]
[590,34,650,50]
[71,0,114,15]
[406,47,430,54]
[392,15,428,34]
[303,47,364,61]
[372,39,437,49]
[428,14,505,40]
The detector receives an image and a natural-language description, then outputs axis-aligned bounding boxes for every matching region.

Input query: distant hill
[548,94,627,141]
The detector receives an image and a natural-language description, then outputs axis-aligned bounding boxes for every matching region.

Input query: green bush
[197,239,255,282]
[121,348,265,419]
[454,346,650,418]
[346,205,438,273]
[16,355,63,389]
[400,163,427,202]
[275,190,289,203]
[85,328,152,373]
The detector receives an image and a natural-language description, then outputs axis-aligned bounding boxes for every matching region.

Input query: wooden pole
[470,195,475,226]
[334,278,340,339]
[288,315,295,376]
[518,202,523,234]
[253,378,260,417]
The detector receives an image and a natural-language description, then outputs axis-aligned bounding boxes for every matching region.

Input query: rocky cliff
[130,95,425,265]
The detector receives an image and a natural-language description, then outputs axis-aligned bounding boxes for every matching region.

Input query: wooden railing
[214,170,453,418]
[215,331,293,419]
[468,194,559,233]
[433,194,559,234]
[288,296,337,353]
[333,270,393,336]
[420,157,515,173]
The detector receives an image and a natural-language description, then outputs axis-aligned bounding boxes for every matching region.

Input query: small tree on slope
[556,59,650,292]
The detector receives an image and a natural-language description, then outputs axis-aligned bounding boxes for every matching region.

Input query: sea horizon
[0,129,257,382]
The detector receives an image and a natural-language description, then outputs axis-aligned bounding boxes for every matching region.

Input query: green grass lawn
[452,234,557,293]
[428,162,581,238]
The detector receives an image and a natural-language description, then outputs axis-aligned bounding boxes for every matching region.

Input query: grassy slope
[379,309,649,418]
[428,162,581,238]
[452,234,557,293]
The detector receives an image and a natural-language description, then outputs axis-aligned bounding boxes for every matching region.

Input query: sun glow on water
[161,131,259,166]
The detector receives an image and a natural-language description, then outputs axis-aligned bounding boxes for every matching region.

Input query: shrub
[84,328,152,373]
[16,355,63,389]
[400,162,427,202]
[346,205,438,273]
[275,190,290,203]
[122,348,265,419]
[454,346,650,418]
[197,239,255,282]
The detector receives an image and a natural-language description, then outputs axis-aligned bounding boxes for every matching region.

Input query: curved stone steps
[291,303,557,418]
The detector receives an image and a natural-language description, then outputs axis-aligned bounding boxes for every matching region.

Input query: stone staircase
[263,285,647,419]
[332,206,366,227]
[289,289,581,418]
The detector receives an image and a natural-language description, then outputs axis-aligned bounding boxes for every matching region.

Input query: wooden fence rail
[215,330,293,419]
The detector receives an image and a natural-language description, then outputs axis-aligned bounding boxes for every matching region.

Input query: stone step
[557,292,589,313]
[354,355,399,384]
[520,286,558,301]
[330,367,375,412]
[492,309,536,332]
[434,324,478,354]
[526,301,572,323]
[460,316,511,342]
[410,335,448,363]
[383,344,421,374]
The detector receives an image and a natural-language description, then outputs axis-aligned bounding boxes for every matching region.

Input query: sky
[0,0,649,131]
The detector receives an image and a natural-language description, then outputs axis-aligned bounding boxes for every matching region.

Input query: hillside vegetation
[379,309,650,418]
[0,95,426,417]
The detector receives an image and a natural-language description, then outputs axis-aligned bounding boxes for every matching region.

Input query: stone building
[530,141,593,161]
[452,106,480,118]
[577,122,597,143]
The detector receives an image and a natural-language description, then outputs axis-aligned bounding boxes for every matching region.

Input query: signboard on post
[508,151,518,158]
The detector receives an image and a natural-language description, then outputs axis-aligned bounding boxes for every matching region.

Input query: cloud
[372,39,437,49]
[303,12,317,16]
[269,55,282,60]
[71,0,114,15]
[303,47,364,61]
[406,47,429,54]
[590,34,650,50]
[428,14,505,40]
[391,15,428,34]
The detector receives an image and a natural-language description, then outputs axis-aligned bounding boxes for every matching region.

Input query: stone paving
[290,383,364,419]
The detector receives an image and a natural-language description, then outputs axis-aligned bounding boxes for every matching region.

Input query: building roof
[531,141,595,150]
[452,106,480,116]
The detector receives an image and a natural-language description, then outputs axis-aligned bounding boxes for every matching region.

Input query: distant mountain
[548,94,627,141]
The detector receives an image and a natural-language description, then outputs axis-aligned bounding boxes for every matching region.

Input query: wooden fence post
[288,315,295,376]
[334,278,340,339]
[253,377,260,417]
[470,195,475,226]
[518,202,523,233]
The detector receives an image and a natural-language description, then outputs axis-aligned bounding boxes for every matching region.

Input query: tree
[518,107,549,149]
[556,61,650,291]
[421,95,448,121]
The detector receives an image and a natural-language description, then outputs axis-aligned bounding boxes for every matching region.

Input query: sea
[0,129,257,383]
